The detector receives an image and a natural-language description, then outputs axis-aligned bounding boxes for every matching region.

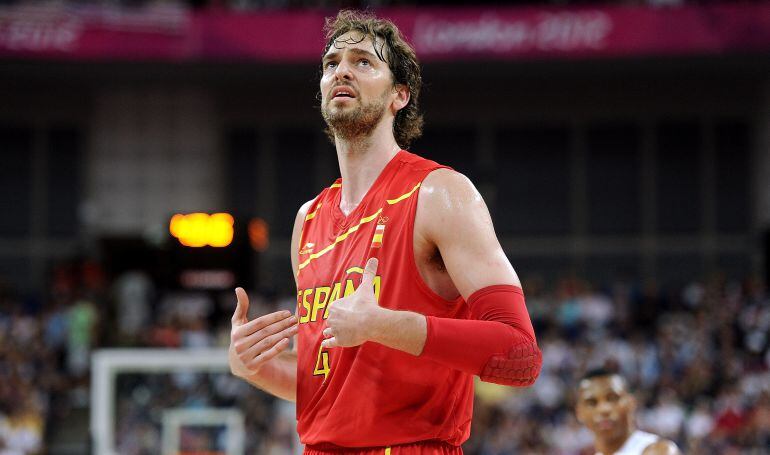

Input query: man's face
[320,31,401,141]
[575,375,636,440]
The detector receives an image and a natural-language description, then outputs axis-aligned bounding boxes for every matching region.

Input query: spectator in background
[113,270,153,344]
[0,297,45,455]
[0,392,43,455]
[641,388,685,441]
[66,294,98,377]
[684,398,714,451]
[746,391,770,449]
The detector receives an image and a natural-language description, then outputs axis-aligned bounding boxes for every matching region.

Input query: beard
[321,89,388,142]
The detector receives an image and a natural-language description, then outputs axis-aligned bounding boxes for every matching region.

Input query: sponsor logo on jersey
[299,242,315,255]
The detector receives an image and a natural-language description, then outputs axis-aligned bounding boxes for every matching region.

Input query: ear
[628,394,638,414]
[575,401,586,425]
[391,83,410,114]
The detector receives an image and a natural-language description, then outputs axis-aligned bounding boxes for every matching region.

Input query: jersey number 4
[313,343,330,380]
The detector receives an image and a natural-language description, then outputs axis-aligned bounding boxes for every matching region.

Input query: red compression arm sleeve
[420,285,542,386]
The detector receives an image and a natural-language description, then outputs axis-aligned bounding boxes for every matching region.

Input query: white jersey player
[576,369,680,455]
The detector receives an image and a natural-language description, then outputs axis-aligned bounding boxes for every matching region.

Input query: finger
[321,337,339,349]
[323,327,333,338]
[241,325,298,366]
[232,287,250,324]
[236,315,296,353]
[360,257,379,288]
[250,324,298,359]
[236,310,293,337]
[238,310,296,335]
[242,324,298,360]
[249,337,292,368]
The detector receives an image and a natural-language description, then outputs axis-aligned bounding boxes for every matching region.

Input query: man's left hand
[321,257,382,348]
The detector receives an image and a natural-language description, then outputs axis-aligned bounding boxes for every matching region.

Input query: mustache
[327,82,358,99]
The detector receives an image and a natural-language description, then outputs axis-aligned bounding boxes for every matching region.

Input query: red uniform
[295,151,470,454]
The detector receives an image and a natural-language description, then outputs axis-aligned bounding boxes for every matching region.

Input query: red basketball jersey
[295,150,474,449]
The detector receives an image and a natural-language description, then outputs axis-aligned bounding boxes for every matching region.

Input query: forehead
[578,375,627,399]
[324,31,380,58]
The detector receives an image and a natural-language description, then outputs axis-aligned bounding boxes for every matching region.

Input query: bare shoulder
[296,198,316,221]
[642,439,681,455]
[419,168,483,207]
[291,198,317,279]
[415,168,518,295]
[292,198,316,239]
[417,168,489,235]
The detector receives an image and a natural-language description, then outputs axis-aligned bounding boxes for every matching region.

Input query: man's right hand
[229,287,298,378]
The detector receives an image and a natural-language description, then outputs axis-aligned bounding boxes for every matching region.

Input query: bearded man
[228,10,542,455]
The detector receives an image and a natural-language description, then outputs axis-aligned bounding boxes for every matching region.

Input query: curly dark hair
[322,10,424,149]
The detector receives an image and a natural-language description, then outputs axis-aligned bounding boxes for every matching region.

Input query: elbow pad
[421,285,542,386]
[479,337,542,386]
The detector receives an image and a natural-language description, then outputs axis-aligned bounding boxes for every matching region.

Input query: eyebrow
[322,48,380,64]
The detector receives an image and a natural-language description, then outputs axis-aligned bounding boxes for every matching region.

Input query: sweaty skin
[576,375,681,455]
[415,169,521,298]
[320,168,522,355]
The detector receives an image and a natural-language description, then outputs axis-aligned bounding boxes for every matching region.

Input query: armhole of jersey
[296,193,325,275]
[405,167,465,306]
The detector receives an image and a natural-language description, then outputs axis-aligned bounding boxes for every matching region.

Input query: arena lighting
[248,218,269,252]
[169,213,234,247]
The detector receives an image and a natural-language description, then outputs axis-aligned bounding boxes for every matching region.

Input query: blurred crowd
[0,260,104,455]
[0,259,298,454]
[1,257,769,454]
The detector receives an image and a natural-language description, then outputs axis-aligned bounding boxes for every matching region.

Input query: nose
[597,400,613,415]
[333,59,354,81]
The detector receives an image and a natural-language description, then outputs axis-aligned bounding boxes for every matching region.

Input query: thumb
[360,257,379,289]
[232,287,250,325]
[321,337,339,349]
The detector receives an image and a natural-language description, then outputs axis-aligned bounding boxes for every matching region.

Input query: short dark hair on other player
[581,368,616,382]
[580,368,631,392]
[322,9,424,149]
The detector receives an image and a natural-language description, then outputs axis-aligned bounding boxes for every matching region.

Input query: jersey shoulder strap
[618,430,660,454]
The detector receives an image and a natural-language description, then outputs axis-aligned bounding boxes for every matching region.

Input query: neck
[334,120,400,216]
[595,425,634,455]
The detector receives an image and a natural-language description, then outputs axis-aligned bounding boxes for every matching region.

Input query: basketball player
[229,10,542,454]
[576,369,681,455]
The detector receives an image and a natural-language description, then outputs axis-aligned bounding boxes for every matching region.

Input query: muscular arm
[230,199,313,402]
[324,169,541,386]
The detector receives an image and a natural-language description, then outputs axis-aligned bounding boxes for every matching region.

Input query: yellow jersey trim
[297,209,382,273]
[305,203,322,221]
[386,182,421,205]
[297,183,422,275]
